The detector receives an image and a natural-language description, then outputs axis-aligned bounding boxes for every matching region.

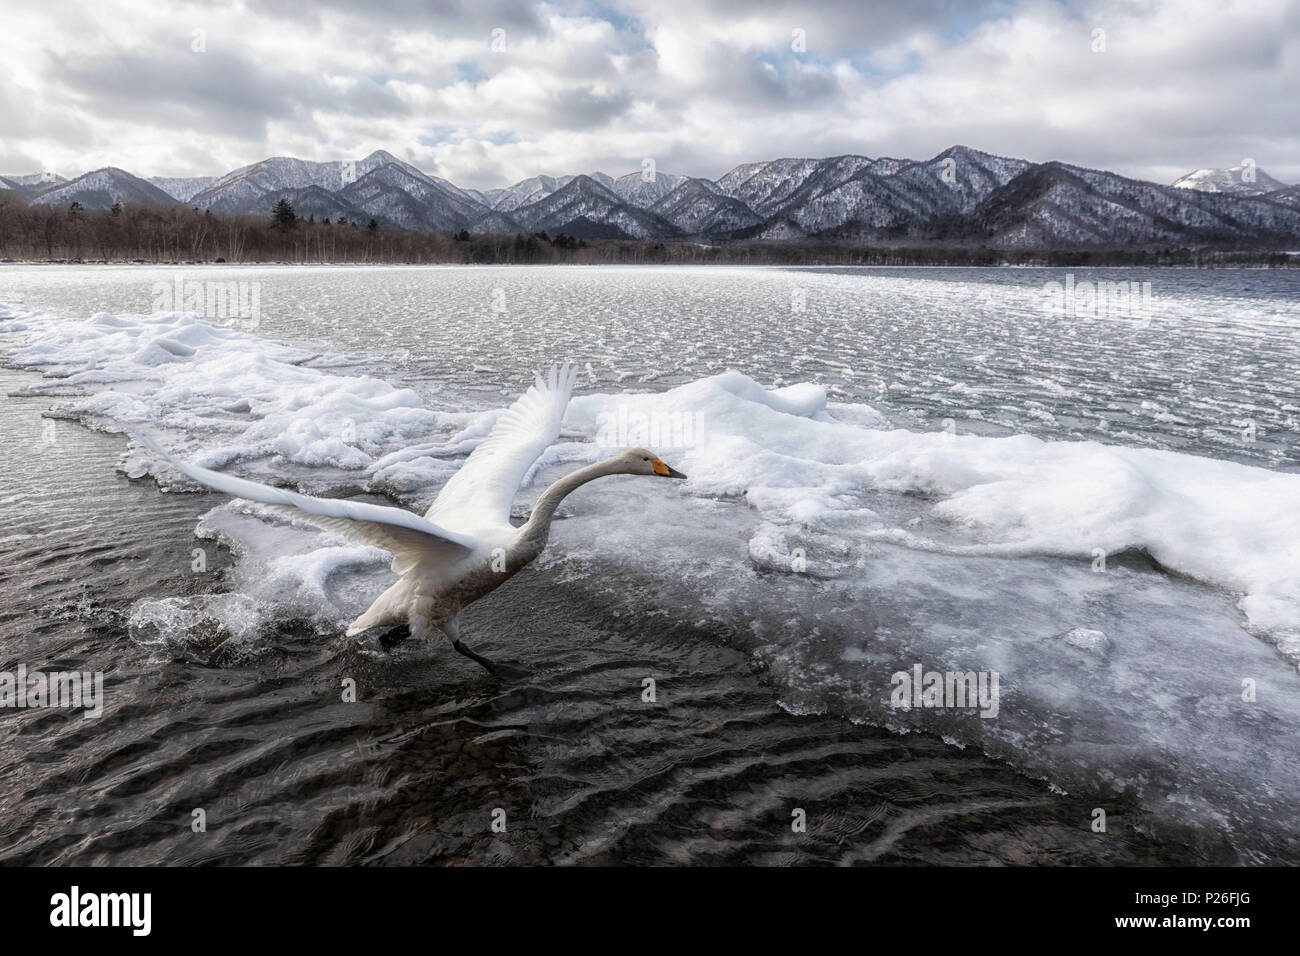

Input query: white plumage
[138,364,687,677]
[425,363,577,537]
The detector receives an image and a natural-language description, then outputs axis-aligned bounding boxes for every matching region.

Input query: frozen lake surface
[1,263,1297,865]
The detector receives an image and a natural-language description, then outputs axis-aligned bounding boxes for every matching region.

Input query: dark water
[0,365,1228,865]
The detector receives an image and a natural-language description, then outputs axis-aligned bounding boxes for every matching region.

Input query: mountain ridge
[7,148,1297,248]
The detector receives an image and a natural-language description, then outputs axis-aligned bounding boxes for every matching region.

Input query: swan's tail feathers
[344,577,409,637]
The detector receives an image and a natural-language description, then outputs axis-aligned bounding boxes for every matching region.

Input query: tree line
[0,194,1294,268]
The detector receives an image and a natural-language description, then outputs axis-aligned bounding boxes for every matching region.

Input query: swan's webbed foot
[452,640,531,681]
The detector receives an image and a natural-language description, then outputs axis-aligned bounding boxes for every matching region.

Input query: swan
[136,365,686,678]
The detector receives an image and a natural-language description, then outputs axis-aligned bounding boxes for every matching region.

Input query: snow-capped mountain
[1,171,68,194]
[9,147,1300,247]
[509,175,679,239]
[190,157,349,212]
[651,178,762,234]
[613,170,688,207]
[148,176,217,201]
[1171,165,1288,196]
[27,168,179,210]
[189,150,433,213]
[1260,185,1300,211]
[715,157,845,216]
[338,162,493,233]
[972,162,1300,247]
[484,172,618,213]
[489,174,575,213]
[753,146,1031,240]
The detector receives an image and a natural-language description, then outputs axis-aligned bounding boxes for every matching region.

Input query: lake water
[1,263,1297,865]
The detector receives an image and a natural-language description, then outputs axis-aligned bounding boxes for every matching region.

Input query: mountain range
[4,147,1298,248]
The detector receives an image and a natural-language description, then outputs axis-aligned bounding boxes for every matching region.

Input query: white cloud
[0,0,1295,187]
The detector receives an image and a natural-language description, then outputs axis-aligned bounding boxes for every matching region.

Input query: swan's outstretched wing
[426,364,577,532]
[135,433,478,572]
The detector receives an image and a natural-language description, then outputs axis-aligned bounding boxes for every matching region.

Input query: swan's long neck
[519,457,626,542]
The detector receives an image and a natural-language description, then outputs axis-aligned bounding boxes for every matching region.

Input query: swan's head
[619,447,687,479]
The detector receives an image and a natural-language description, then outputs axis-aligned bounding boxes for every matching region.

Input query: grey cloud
[47,44,409,141]
[453,82,635,132]
[245,0,551,38]
[544,86,636,128]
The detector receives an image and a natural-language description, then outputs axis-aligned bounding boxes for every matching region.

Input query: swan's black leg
[451,639,494,670]
[452,640,531,680]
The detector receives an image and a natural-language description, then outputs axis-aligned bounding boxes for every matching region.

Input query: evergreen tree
[271,198,297,230]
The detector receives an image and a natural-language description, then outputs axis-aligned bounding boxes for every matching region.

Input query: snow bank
[564,371,1300,656]
[1,306,453,471]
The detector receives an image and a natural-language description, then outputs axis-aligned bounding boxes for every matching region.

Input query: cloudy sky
[2,0,1297,188]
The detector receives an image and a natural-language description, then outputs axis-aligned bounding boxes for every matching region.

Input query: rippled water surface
[1,264,1296,865]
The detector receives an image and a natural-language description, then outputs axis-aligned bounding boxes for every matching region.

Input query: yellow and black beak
[651,458,688,479]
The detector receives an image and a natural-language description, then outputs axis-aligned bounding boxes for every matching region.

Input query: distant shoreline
[5,196,1297,268]
[3,252,1298,269]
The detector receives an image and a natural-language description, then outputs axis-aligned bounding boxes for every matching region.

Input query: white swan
[136,365,687,678]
